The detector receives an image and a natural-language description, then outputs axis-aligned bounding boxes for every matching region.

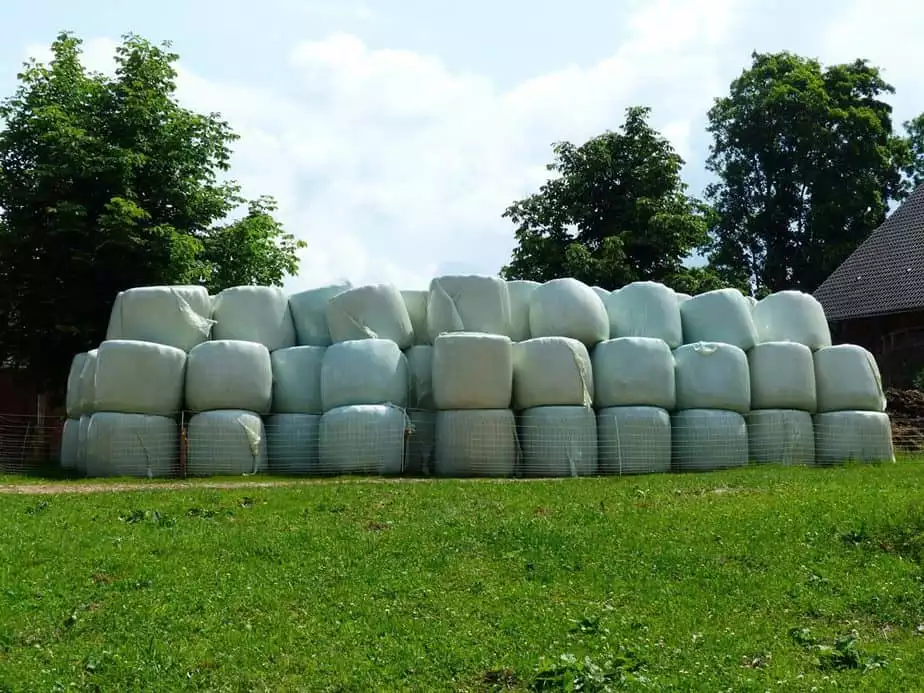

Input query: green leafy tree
[501,106,712,291]
[0,32,304,392]
[903,113,924,188]
[705,51,912,295]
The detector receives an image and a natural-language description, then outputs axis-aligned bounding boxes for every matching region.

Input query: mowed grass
[1,464,923,691]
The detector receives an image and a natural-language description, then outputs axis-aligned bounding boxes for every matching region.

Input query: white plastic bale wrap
[748,342,817,412]
[84,413,179,478]
[605,281,683,348]
[106,285,213,351]
[326,284,414,348]
[60,418,80,469]
[592,286,611,302]
[752,290,831,350]
[427,275,512,341]
[65,352,88,418]
[271,346,325,414]
[185,340,272,414]
[434,409,517,477]
[433,332,513,409]
[529,278,609,346]
[211,286,296,351]
[93,340,186,416]
[814,345,886,413]
[597,406,671,475]
[321,340,409,411]
[592,337,675,410]
[319,404,408,475]
[288,282,351,346]
[401,290,430,345]
[676,293,692,304]
[746,295,757,309]
[672,409,748,471]
[266,413,320,474]
[507,280,540,342]
[674,342,750,414]
[513,337,592,410]
[77,415,91,475]
[406,346,434,409]
[77,349,98,416]
[187,410,268,476]
[814,411,894,464]
[747,410,815,465]
[519,406,597,478]
[680,288,758,351]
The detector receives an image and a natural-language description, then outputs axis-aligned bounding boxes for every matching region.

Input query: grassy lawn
[1,463,923,691]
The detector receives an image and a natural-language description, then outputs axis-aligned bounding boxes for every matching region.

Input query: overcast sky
[1,0,922,290]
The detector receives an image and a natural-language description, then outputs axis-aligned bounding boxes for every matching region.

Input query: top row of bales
[105,276,832,354]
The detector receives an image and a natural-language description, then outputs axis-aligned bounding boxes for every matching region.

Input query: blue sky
[1,0,922,290]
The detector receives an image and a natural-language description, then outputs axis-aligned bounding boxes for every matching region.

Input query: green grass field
[1,463,923,692]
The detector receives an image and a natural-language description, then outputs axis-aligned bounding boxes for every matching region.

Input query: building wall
[833,310,924,387]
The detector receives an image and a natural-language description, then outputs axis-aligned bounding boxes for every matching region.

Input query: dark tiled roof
[814,184,924,321]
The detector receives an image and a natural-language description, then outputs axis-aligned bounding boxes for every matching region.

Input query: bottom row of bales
[60,405,895,478]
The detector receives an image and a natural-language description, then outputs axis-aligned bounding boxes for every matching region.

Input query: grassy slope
[0,463,923,692]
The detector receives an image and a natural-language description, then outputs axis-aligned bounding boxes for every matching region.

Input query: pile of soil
[886,388,924,452]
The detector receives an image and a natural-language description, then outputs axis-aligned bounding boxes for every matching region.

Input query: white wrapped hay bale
[513,337,592,410]
[680,288,758,351]
[676,293,692,304]
[106,285,213,352]
[745,295,757,309]
[529,278,609,346]
[326,284,414,348]
[814,411,894,465]
[672,409,748,471]
[519,406,597,477]
[597,406,671,475]
[592,286,611,301]
[76,415,91,475]
[406,346,434,410]
[753,290,831,350]
[748,342,817,412]
[288,282,351,346]
[432,332,513,409]
[321,340,408,411]
[271,346,325,414]
[187,410,267,476]
[427,275,512,341]
[76,349,99,416]
[65,352,88,418]
[605,281,683,348]
[318,404,408,475]
[405,410,436,475]
[434,409,517,477]
[185,340,272,414]
[266,413,320,475]
[674,342,750,414]
[60,418,80,470]
[94,340,186,416]
[814,345,886,413]
[84,413,179,478]
[507,280,540,342]
[593,337,675,410]
[401,290,430,346]
[212,286,296,351]
[747,410,815,465]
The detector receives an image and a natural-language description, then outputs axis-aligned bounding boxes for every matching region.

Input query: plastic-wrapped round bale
[747,410,815,465]
[319,404,407,476]
[748,342,817,412]
[597,406,671,475]
[321,340,408,411]
[605,281,682,348]
[288,282,351,346]
[434,409,517,477]
[401,290,430,346]
[674,342,750,414]
[406,346,434,410]
[519,406,597,477]
[513,337,592,410]
[745,295,757,309]
[406,410,435,475]
[186,340,272,414]
[94,340,186,416]
[592,286,610,301]
[212,286,296,351]
[65,352,88,418]
[266,413,320,474]
[76,415,91,475]
[680,288,758,351]
[187,410,267,476]
[814,345,886,413]
[106,285,214,352]
[60,418,80,470]
[507,280,540,342]
[753,290,831,350]
[593,337,675,410]
[77,349,98,416]
[271,346,324,414]
[432,332,512,409]
[326,284,414,348]
[529,278,609,346]
[427,275,512,341]
[84,413,179,478]
[814,411,893,465]
[676,293,692,304]
[672,409,748,471]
